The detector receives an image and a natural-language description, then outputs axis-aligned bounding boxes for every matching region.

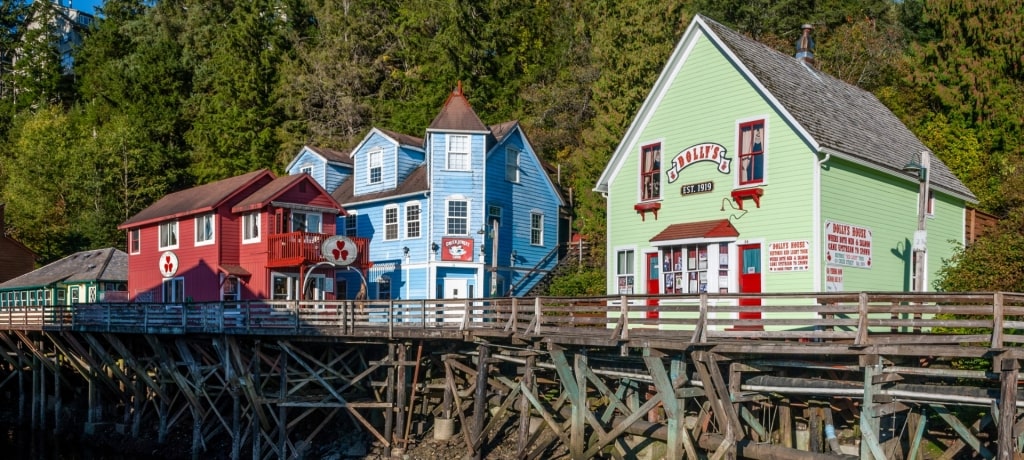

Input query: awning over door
[649,219,739,243]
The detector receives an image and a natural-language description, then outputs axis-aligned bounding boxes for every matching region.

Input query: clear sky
[61,0,105,16]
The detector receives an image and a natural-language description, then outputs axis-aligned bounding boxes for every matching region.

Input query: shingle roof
[120,170,273,228]
[427,82,488,132]
[0,247,127,289]
[306,145,352,165]
[699,15,974,200]
[232,174,343,213]
[650,219,739,242]
[333,164,429,205]
[379,129,424,149]
[489,121,519,143]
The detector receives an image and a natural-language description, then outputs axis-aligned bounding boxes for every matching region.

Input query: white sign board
[321,236,358,266]
[825,266,844,292]
[824,221,872,269]
[768,240,810,272]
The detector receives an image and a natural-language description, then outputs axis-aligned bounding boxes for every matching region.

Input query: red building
[119,169,357,303]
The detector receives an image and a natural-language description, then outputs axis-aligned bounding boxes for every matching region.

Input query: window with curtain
[738,120,765,185]
[640,143,661,201]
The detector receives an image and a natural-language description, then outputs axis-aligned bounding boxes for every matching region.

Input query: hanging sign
[825,221,872,268]
[322,235,359,266]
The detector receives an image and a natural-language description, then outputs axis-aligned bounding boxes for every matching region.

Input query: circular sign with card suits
[321,235,358,266]
[159,251,179,278]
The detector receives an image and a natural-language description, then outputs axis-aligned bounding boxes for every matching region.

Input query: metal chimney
[794,24,815,65]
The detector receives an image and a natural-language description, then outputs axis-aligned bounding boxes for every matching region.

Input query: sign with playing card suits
[321,235,358,266]
[159,251,179,278]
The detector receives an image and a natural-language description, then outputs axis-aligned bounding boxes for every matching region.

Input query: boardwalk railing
[5,292,1024,347]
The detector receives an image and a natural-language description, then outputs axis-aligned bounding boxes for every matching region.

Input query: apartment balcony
[267,232,370,269]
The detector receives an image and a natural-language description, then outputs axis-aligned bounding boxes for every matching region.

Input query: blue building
[286,83,567,300]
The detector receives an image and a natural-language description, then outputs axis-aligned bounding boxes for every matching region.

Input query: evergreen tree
[7,1,64,111]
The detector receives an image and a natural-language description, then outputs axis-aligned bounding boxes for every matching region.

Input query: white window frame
[384,205,399,241]
[195,213,215,246]
[530,212,544,246]
[506,148,520,183]
[405,202,421,239]
[368,148,383,184]
[345,212,358,237]
[615,249,635,294]
[446,135,471,171]
[378,276,392,300]
[162,277,185,303]
[222,276,241,301]
[129,228,140,254]
[159,220,179,250]
[300,165,313,175]
[242,212,261,243]
[446,199,469,236]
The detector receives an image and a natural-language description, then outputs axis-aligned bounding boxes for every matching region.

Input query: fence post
[461,299,471,331]
[509,297,519,332]
[619,295,629,341]
[533,297,542,334]
[992,292,1005,349]
[855,292,869,346]
[389,300,395,339]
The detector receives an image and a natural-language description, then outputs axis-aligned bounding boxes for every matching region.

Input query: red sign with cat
[441,238,474,262]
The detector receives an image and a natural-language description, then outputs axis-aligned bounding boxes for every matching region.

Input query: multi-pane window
[488,205,502,226]
[738,120,765,185]
[384,206,399,240]
[162,278,184,303]
[378,276,392,300]
[345,213,358,237]
[242,212,260,243]
[368,149,382,184]
[661,244,709,294]
[447,135,470,170]
[129,228,140,254]
[222,277,240,301]
[291,212,322,233]
[446,200,468,235]
[616,250,635,294]
[641,143,661,201]
[159,221,179,249]
[506,148,520,182]
[405,203,421,238]
[300,165,313,176]
[195,213,215,245]
[530,212,544,246]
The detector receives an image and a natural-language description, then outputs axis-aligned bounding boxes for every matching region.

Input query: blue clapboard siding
[353,132,400,196]
[287,147,351,193]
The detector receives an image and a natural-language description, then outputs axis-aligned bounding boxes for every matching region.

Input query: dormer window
[447,135,470,170]
[368,149,382,184]
[738,120,765,186]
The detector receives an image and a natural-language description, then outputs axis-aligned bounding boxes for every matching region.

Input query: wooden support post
[395,343,407,451]
[861,362,886,460]
[251,341,262,460]
[517,349,536,458]
[779,398,793,448]
[998,357,1019,460]
[158,382,168,444]
[808,403,822,453]
[383,344,396,458]
[31,348,39,430]
[132,376,143,438]
[472,344,490,460]
[277,347,288,459]
[18,343,25,424]
[907,406,926,460]
[571,352,586,458]
[224,338,241,460]
[54,353,62,435]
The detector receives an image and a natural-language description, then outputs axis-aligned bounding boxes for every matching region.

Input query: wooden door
[645,252,659,319]
[738,244,762,329]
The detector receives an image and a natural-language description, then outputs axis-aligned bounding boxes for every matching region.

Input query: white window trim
[530,211,544,246]
[383,205,399,241]
[159,220,179,250]
[446,135,471,171]
[345,211,358,237]
[445,197,470,236]
[506,147,520,183]
[242,212,261,244]
[368,148,383,184]
[405,202,421,239]
[194,213,216,246]
[129,228,140,254]
[614,247,637,295]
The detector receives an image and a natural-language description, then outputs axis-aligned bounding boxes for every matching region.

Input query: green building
[594,16,975,307]
[0,247,127,306]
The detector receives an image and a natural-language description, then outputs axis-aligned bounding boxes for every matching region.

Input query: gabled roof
[333,164,429,206]
[119,170,274,229]
[427,82,489,132]
[378,129,424,149]
[0,247,127,289]
[596,15,975,202]
[650,219,739,243]
[284,145,351,173]
[232,174,343,213]
[489,120,519,144]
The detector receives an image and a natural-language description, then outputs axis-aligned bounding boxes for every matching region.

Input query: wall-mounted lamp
[403,246,410,255]
[431,242,439,253]
[510,249,517,267]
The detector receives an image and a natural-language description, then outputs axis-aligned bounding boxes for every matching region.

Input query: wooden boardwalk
[1,292,1022,459]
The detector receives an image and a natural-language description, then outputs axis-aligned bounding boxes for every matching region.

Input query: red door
[738,244,762,329]
[645,253,659,319]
